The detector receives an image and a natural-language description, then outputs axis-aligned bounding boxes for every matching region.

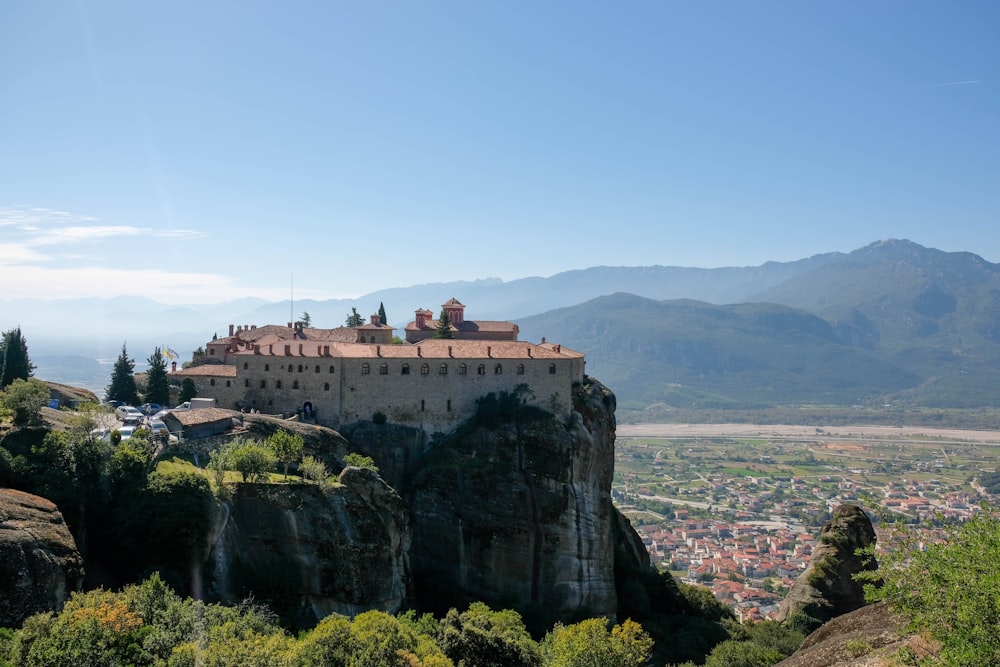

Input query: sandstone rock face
[406,378,626,627]
[204,469,410,629]
[778,504,878,626]
[0,488,84,628]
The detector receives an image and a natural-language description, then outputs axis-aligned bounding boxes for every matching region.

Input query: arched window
[244,379,250,387]
[361,363,370,375]
[226,380,231,387]
[477,364,486,375]
[420,363,430,375]
[459,364,467,375]
[329,366,335,374]
[264,364,270,371]
[494,364,502,375]
[315,365,320,373]
[379,363,389,375]
[439,363,448,375]
[421,399,425,411]
[243,362,248,369]
[260,379,267,388]
[293,380,299,389]
[298,364,304,373]
[276,380,282,389]
[401,363,410,375]
[517,364,525,375]
[549,363,556,374]
[210,378,216,386]
[370,336,375,343]
[288,365,293,373]
[324,382,330,391]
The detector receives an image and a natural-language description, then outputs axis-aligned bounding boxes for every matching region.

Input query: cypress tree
[144,347,171,406]
[106,343,140,405]
[434,310,454,339]
[0,326,34,390]
[378,302,388,325]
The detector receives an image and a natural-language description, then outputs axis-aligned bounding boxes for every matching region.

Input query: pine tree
[178,378,198,403]
[434,311,454,339]
[345,307,366,327]
[0,326,34,390]
[106,343,140,405]
[301,311,312,327]
[378,302,388,325]
[144,348,171,406]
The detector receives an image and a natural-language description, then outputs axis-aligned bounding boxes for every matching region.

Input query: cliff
[404,377,628,627]
[203,467,411,630]
[777,504,878,628]
[0,488,84,628]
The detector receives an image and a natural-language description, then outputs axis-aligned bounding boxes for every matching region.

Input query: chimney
[487,346,492,358]
[377,345,381,357]
[299,343,303,355]
[528,348,532,358]
[254,344,261,354]
[284,344,291,355]
[288,322,293,328]
[269,344,273,355]
[541,337,546,343]
[171,362,177,372]
[229,324,235,336]
[371,313,380,326]
[251,324,256,330]
[448,345,453,358]
[417,347,422,357]
[555,344,561,353]
[324,345,330,356]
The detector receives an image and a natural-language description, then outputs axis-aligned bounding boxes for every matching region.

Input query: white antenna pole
[290,274,294,324]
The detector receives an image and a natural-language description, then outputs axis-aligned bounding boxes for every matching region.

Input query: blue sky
[2,1,998,304]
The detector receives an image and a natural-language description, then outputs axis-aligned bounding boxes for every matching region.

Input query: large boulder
[203,469,410,630]
[0,488,84,627]
[777,504,878,627]
[405,377,631,629]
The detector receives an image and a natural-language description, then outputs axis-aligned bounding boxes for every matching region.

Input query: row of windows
[248,379,334,391]
[245,362,337,374]
[361,362,556,376]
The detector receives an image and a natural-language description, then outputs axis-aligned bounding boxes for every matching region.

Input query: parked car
[115,426,137,441]
[116,405,144,424]
[147,419,169,439]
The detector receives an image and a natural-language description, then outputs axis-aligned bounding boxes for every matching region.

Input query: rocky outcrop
[0,488,84,627]
[777,602,937,667]
[203,468,410,630]
[405,377,629,628]
[778,504,878,627]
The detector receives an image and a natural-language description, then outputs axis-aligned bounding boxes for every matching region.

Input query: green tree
[229,439,277,482]
[0,326,34,389]
[106,343,140,405]
[0,377,50,425]
[345,308,366,327]
[145,347,171,407]
[378,302,388,325]
[434,310,453,339]
[860,512,1000,666]
[702,639,784,667]
[440,602,541,667]
[343,452,378,472]
[266,430,304,479]
[178,377,198,404]
[299,455,329,484]
[301,311,312,327]
[544,617,653,667]
[296,614,352,667]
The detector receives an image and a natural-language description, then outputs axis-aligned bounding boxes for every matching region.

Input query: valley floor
[617,422,1000,444]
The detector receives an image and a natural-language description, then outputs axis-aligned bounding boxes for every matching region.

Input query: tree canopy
[345,308,366,328]
[0,326,34,390]
[144,348,171,407]
[106,344,139,405]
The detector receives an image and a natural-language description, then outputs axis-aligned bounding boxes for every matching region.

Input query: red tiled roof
[171,364,237,377]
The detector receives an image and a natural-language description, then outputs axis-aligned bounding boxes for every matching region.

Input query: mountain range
[6,239,1000,411]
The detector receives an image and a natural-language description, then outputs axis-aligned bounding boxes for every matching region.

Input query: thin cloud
[928,80,982,87]
[0,205,204,249]
[28,225,204,246]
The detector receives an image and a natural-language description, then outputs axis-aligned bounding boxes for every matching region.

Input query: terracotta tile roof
[404,319,518,333]
[171,364,237,377]
[442,297,465,307]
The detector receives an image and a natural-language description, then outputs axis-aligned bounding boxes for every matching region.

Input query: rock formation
[203,467,410,630]
[0,488,84,628]
[777,504,878,627]
[405,377,627,628]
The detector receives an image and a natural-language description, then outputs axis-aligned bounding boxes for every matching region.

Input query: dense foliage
[0,576,656,667]
[0,326,34,390]
[106,344,139,405]
[144,348,171,407]
[860,512,1000,666]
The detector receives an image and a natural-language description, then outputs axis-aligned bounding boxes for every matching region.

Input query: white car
[116,405,144,424]
[115,426,137,441]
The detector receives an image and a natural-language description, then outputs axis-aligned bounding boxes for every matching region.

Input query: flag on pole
[163,346,178,360]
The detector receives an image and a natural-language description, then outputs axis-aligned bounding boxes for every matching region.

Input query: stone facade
[172,302,584,435]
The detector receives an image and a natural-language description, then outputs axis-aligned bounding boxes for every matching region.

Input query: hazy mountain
[7,239,1000,408]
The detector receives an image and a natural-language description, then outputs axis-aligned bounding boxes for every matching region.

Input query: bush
[0,378,49,425]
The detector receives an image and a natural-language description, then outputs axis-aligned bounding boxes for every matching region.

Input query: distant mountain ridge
[6,239,1000,409]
